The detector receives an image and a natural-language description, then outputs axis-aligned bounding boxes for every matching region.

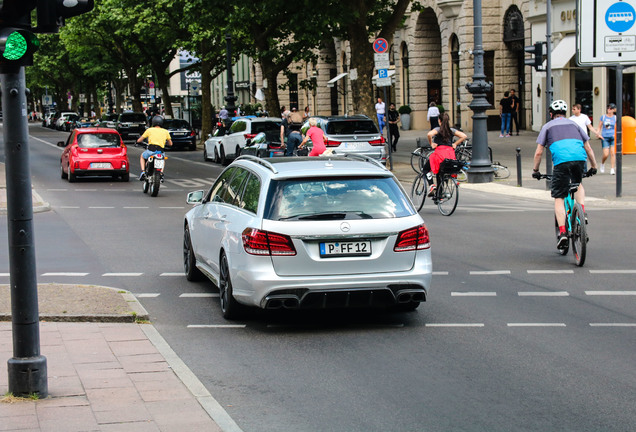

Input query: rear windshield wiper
[297,212,347,220]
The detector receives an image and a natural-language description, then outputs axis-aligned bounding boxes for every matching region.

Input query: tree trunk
[261,62,281,118]
[348,21,375,121]
[200,56,213,143]
[156,73,172,117]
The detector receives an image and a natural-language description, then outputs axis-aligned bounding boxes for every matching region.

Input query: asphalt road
[1,124,635,432]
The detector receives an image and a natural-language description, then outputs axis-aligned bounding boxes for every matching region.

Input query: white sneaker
[600,164,605,173]
[610,168,615,175]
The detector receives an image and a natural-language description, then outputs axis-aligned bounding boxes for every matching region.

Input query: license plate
[154,159,165,169]
[320,240,371,257]
[343,142,358,149]
[173,132,186,137]
[90,162,112,169]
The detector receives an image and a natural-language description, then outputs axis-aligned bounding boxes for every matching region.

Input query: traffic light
[36,0,94,33]
[0,27,39,66]
[524,42,544,70]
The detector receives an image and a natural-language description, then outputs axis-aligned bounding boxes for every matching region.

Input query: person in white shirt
[427,101,440,129]
[569,104,601,140]
[375,97,386,130]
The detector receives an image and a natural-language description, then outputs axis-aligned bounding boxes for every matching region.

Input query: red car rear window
[77,133,121,148]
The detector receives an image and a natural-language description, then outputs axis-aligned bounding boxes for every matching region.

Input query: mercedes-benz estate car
[183,155,431,319]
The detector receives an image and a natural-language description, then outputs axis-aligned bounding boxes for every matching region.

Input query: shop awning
[548,35,576,70]
[327,72,348,87]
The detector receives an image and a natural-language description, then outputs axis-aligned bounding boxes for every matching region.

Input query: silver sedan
[183,155,432,319]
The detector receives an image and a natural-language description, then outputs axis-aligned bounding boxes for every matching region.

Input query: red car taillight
[324,138,341,147]
[242,228,296,256]
[190,130,196,137]
[369,137,386,146]
[394,224,430,252]
[244,133,257,140]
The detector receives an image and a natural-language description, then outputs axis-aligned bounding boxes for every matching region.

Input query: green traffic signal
[0,28,39,65]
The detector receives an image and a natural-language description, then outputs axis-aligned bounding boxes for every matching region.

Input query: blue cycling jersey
[536,117,588,166]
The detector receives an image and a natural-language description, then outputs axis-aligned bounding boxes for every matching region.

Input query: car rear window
[252,121,280,134]
[163,119,190,129]
[77,133,121,148]
[264,176,413,221]
[325,120,378,135]
[119,113,146,123]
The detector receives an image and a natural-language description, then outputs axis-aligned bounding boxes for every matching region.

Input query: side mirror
[186,190,205,205]
[57,141,66,147]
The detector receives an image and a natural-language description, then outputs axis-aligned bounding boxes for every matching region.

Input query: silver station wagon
[183,155,432,319]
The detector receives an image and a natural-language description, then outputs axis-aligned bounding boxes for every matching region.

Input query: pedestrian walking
[596,103,617,175]
[510,89,521,135]
[303,106,310,121]
[499,91,513,137]
[427,102,440,129]
[375,97,386,131]
[569,104,601,140]
[387,103,400,151]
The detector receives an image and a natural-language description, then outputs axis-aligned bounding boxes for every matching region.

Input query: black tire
[67,163,76,183]
[410,148,432,174]
[189,141,197,151]
[219,147,227,165]
[214,148,220,164]
[554,216,568,255]
[184,225,204,281]
[410,174,427,212]
[121,173,130,182]
[493,163,511,179]
[437,177,459,216]
[150,172,161,197]
[60,162,67,179]
[203,148,209,161]
[142,178,149,194]
[218,253,246,320]
[571,204,587,266]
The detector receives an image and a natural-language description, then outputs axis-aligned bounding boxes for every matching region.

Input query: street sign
[374,52,390,69]
[376,77,392,87]
[42,95,52,106]
[577,0,636,65]
[378,69,388,79]
[373,38,388,54]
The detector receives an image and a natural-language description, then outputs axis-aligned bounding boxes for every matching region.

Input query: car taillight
[394,224,430,252]
[369,137,386,146]
[242,228,296,256]
[190,130,196,136]
[324,138,341,147]
[244,133,257,140]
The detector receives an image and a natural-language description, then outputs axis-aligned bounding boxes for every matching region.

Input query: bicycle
[411,158,464,216]
[536,173,589,266]
[410,145,433,174]
[492,161,511,179]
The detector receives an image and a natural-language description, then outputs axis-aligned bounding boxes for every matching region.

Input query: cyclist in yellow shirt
[136,116,172,180]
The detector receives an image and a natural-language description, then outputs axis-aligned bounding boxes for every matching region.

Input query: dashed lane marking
[123,206,149,209]
[102,272,143,277]
[41,272,89,276]
[136,293,161,298]
[589,323,636,327]
[160,272,185,276]
[88,206,115,209]
[527,270,574,274]
[470,270,511,275]
[585,291,636,296]
[589,270,636,274]
[160,206,185,209]
[432,271,449,276]
[507,323,567,327]
[518,291,570,296]
[451,292,497,296]
[180,293,219,298]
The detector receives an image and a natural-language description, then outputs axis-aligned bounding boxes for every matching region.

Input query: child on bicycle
[423,112,467,197]
[532,100,598,249]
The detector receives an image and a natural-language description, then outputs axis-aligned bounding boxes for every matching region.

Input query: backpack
[289,111,303,129]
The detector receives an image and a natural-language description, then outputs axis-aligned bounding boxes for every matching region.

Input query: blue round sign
[606,2,636,33]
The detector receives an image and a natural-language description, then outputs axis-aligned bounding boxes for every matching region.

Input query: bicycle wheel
[493,163,511,179]
[456,147,472,164]
[456,168,468,182]
[554,216,568,255]
[437,177,459,216]
[571,203,587,266]
[410,174,427,212]
[410,147,432,174]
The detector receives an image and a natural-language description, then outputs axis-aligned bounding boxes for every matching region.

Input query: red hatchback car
[59,128,130,182]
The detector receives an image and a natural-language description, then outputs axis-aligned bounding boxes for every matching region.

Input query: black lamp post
[465,0,494,183]
[224,33,237,115]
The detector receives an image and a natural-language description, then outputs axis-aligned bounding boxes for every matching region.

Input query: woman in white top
[427,101,440,129]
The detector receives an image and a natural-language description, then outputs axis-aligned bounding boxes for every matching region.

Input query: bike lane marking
[585,291,636,295]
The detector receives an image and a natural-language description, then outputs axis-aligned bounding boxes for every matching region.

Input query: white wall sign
[577,0,636,65]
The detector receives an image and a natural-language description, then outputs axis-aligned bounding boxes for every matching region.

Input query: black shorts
[551,161,585,199]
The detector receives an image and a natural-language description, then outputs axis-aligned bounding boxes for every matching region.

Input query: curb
[0,189,51,215]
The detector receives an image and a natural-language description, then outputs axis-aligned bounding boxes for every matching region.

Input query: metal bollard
[516,147,522,187]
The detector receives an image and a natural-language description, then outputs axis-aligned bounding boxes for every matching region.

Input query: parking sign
[577,0,636,65]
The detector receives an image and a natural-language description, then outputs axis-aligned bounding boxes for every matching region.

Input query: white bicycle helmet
[550,100,568,113]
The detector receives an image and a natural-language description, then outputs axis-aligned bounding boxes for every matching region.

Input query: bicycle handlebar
[535,172,590,180]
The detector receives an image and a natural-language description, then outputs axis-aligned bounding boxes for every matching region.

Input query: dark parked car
[95,113,117,128]
[163,118,197,151]
[116,112,147,140]
[240,132,285,158]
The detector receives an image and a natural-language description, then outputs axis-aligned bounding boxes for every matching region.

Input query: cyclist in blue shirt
[532,100,598,249]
